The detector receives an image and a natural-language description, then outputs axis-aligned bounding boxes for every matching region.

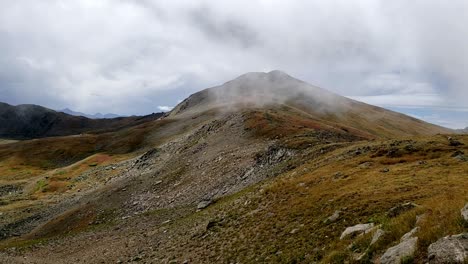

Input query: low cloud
[157,106,173,112]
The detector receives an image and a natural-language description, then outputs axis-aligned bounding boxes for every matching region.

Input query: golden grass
[187,135,468,263]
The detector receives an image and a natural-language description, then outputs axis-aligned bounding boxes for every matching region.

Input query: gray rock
[387,202,419,218]
[401,227,419,242]
[380,237,418,264]
[340,223,375,240]
[324,210,341,224]
[428,233,468,263]
[197,200,212,210]
[462,204,468,222]
[371,229,385,246]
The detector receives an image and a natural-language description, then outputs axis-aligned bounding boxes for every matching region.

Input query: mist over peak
[170,71,349,116]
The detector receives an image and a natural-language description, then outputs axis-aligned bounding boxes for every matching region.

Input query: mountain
[0,102,164,139]
[170,70,451,137]
[0,71,464,264]
[60,108,122,119]
[456,127,468,134]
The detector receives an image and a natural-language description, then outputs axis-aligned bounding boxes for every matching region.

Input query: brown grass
[181,134,468,263]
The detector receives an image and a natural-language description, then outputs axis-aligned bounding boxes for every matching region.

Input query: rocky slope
[0,102,164,139]
[0,71,465,264]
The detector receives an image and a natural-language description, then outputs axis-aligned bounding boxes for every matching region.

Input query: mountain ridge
[59,108,122,119]
[0,102,164,139]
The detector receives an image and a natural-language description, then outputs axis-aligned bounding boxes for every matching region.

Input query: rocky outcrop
[380,237,418,264]
[340,223,374,240]
[387,202,418,218]
[427,233,468,263]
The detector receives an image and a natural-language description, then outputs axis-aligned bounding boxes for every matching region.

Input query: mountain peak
[169,71,335,117]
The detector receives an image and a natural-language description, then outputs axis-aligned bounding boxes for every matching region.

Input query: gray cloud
[0,0,467,127]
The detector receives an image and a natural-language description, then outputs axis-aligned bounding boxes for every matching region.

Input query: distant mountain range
[59,108,122,119]
[0,102,164,139]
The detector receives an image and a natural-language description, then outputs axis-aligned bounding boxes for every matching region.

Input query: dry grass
[182,134,468,263]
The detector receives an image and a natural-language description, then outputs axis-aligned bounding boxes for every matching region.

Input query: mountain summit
[170,71,451,138]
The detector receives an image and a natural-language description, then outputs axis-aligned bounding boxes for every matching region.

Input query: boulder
[427,233,468,263]
[340,223,374,240]
[387,202,418,218]
[380,237,418,264]
[462,204,468,222]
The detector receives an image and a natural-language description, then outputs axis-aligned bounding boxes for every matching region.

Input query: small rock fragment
[290,228,299,234]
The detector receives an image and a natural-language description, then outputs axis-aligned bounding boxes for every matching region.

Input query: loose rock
[340,223,374,240]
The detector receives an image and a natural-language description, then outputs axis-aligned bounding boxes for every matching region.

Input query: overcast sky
[0,1,467,128]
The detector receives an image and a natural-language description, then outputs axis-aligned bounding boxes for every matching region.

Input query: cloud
[157,105,173,112]
[0,0,467,127]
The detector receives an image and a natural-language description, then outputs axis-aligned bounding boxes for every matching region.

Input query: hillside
[0,71,465,264]
[0,102,164,139]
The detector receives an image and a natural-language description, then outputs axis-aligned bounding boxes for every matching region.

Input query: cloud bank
[0,1,467,127]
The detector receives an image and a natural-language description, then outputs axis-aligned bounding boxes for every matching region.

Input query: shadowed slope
[0,102,164,139]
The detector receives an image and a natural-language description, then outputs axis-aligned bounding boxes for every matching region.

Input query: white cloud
[157,105,173,112]
[0,0,467,127]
